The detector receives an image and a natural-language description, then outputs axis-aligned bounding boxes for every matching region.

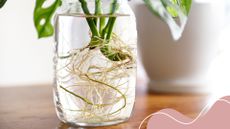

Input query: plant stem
[102,0,118,40]
[78,0,127,61]
[94,0,101,25]
[96,0,105,34]
[79,0,99,37]
[100,18,106,35]
[106,17,116,40]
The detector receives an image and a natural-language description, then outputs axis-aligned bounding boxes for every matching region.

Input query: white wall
[0,0,53,86]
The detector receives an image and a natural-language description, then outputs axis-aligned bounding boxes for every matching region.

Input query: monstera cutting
[32,0,192,126]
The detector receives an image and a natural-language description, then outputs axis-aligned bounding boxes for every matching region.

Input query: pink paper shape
[147,96,230,129]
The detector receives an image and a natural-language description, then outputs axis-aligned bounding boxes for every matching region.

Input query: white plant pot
[132,1,223,93]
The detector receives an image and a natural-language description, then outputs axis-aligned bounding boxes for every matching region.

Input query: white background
[0,0,54,86]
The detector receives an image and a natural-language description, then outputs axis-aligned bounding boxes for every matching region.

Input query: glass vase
[53,0,137,127]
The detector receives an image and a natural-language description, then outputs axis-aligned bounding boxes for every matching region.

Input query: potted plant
[132,0,223,93]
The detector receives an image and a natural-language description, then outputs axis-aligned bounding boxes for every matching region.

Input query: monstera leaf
[34,0,62,38]
[144,0,192,40]
[163,0,192,17]
[0,0,7,8]
[144,0,192,18]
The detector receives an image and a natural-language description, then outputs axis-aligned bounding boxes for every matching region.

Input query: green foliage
[144,0,192,18]
[181,0,192,15]
[166,0,192,16]
[0,0,7,9]
[144,0,192,40]
[144,0,161,18]
[33,0,62,38]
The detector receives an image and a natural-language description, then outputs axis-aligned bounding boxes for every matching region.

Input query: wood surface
[0,81,208,129]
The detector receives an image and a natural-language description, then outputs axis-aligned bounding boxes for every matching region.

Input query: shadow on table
[56,122,86,129]
[56,122,135,129]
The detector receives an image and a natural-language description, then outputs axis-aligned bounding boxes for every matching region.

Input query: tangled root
[55,34,136,122]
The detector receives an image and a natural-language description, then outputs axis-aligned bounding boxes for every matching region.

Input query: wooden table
[0,81,208,129]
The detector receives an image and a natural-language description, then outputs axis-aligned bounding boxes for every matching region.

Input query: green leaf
[166,6,179,17]
[144,0,192,18]
[181,0,192,15]
[143,0,161,18]
[165,0,192,17]
[34,0,62,38]
[0,0,7,9]
[144,0,192,40]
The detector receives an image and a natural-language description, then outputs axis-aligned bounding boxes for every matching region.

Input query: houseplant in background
[0,0,6,8]
[34,0,137,127]
[133,0,223,93]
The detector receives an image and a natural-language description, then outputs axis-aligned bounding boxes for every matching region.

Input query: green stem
[96,0,105,34]
[99,0,128,61]
[94,0,101,25]
[100,18,106,35]
[106,17,116,40]
[101,0,118,40]
[79,0,99,37]
[110,0,118,14]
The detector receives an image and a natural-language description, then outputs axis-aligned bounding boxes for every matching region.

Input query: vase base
[60,118,129,127]
[148,80,210,94]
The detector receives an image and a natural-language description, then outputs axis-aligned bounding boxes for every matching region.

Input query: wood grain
[0,82,209,129]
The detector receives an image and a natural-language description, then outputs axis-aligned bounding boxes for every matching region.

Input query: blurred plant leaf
[0,0,7,9]
[164,0,192,17]
[144,0,192,18]
[181,0,192,15]
[34,0,62,38]
[143,0,192,40]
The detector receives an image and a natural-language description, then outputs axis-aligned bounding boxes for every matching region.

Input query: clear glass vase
[53,0,137,127]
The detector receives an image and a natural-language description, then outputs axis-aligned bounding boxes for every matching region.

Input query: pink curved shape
[147,96,230,129]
